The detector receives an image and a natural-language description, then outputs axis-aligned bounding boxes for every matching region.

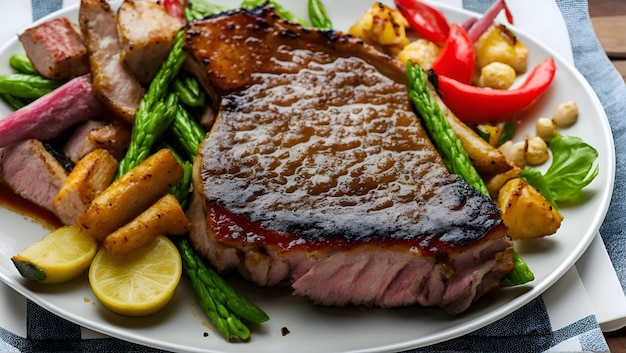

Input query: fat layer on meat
[185,6,514,315]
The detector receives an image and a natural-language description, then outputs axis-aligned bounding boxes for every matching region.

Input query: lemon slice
[88,235,182,317]
[11,225,98,284]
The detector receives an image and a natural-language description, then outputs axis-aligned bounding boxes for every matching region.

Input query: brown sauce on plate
[0,182,61,229]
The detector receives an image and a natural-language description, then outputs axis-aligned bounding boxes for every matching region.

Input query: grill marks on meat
[185,6,514,314]
[79,0,145,123]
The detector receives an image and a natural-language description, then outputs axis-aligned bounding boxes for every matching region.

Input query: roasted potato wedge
[497,177,563,239]
[103,194,190,255]
[76,148,183,241]
[52,149,118,225]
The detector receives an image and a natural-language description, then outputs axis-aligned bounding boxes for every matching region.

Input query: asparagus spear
[116,92,178,177]
[185,0,228,22]
[405,62,489,195]
[0,55,53,109]
[171,73,206,108]
[0,93,28,110]
[116,30,186,177]
[501,251,535,287]
[169,102,206,161]
[308,0,333,30]
[9,54,38,75]
[168,158,193,209]
[0,73,63,99]
[176,237,269,340]
[167,101,269,338]
[167,126,256,341]
[405,62,534,286]
[167,96,269,337]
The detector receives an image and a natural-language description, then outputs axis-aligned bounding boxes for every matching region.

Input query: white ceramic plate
[0,1,615,352]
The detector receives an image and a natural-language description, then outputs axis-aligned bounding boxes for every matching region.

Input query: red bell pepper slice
[394,0,450,46]
[431,23,474,84]
[432,57,556,123]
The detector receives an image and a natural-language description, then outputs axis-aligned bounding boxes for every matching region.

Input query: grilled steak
[184,6,514,315]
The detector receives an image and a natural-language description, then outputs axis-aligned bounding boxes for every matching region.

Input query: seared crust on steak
[184,6,514,315]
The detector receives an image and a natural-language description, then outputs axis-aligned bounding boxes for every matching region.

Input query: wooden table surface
[590,0,626,81]
[589,1,625,351]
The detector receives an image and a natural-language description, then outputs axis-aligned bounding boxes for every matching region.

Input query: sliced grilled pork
[0,139,68,212]
[64,119,131,162]
[18,17,90,80]
[117,0,182,83]
[0,74,102,148]
[79,0,145,123]
[184,6,514,315]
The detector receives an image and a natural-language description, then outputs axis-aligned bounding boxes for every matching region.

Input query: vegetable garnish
[169,101,206,161]
[406,62,534,287]
[430,23,474,84]
[0,55,65,109]
[0,93,26,110]
[0,73,63,99]
[185,0,228,22]
[501,251,534,287]
[429,57,556,123]
[405,62,489,197]
[116,30,186,178]
[172,71,206,108]
[394,0,450,46]
[9,54,38,75]
[496,122,516,146]
[520,134,599,210]
[176,238,270,341]
[465,0,513,43]
[474,121,515,147]
[308,0,333,30]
